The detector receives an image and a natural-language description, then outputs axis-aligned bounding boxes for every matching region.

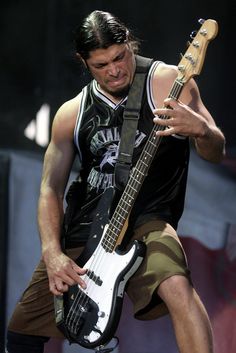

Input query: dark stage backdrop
[1,1,236,352]
[0,154,9,353]
[0,0,235,153]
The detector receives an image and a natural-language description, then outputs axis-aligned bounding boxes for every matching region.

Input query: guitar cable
[94,336,119,353]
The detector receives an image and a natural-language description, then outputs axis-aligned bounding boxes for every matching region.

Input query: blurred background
[0,1,235,352]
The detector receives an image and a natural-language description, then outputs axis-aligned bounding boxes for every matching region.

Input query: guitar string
[66,78,184,335]
[66,76,186,337]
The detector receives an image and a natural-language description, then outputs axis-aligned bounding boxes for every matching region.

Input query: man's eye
[116,53,124,61]
[95,64,106,69]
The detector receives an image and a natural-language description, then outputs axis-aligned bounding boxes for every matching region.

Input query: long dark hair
[74,10,140,60]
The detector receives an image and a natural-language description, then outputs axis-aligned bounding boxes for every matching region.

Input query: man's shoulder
[150,62,179,107]
[152,61,178,80]
[58,92,83,117]
[51,92,84,134]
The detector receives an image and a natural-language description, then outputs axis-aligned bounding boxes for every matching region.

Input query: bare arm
[38,95,86,295]
[152,64,225,163]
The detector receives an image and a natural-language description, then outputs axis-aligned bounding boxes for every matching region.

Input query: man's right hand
[43,251,87,295]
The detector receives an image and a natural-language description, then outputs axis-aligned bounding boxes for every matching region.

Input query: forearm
[194,123,226,163]
[38,188,87,294]
[38,188,64,261]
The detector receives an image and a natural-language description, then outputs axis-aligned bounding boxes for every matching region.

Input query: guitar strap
[114,55,153,191]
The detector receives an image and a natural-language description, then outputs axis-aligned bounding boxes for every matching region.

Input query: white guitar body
[55,208,146,348]
[75,225,144,345]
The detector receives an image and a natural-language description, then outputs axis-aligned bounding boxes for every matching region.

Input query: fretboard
[101,78,184,252]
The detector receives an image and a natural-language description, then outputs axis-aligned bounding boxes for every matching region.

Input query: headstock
[177,19,218,83]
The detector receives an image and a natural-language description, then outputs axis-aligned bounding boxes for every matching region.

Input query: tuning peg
[198,18,205,24]
[190,31,197,40]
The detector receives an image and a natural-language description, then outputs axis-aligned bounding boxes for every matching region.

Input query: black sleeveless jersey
[70,58,189,245]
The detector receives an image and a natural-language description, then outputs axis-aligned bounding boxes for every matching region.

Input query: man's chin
[109,84,130,99]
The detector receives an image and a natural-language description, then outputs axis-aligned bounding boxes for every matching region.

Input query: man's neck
[97,83,128,105]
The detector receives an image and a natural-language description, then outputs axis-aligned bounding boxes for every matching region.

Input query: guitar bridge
[64,288,100,343]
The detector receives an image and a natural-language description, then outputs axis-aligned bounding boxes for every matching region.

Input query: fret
[107,226,120,239]
[149,140,157,147]
[103,237,114,247]
[102,231,118,249]
[113,218,123,227]
[106,226,121,240]
[144,150,152,157]
[115,205,129,216]
[121,197,135,206]
[105,227,117,238]
[140,161,148,167]
[110,223,121,233]
[128,184,138,192]
[122,199,133,207]
[102,240,115,251]
[129,175,142,184]
[132,168,145,177]
[123,189,135,199]
[114,214,126,221]
[113,207,129,222]
[102,243,113,252]
[120,196,135,205]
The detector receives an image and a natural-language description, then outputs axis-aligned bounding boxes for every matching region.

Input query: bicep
[41,140,75,197]
[40,112,77,197]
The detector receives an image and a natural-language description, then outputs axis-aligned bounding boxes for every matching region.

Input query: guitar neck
[102,78,184,251]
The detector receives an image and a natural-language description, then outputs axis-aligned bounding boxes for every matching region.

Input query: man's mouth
[108,75,126,87]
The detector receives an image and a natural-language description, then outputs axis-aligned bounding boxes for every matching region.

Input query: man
[6,10,225,353]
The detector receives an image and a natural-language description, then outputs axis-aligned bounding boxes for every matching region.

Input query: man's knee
[158,275,193,306]
[6,330,49,353]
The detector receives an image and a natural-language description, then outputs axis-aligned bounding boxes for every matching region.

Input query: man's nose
[108,63,119,77]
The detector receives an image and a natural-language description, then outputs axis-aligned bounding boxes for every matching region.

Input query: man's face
[85,43,136,98]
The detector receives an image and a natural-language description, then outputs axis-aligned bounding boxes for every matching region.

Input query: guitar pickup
[86,270,103,286]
